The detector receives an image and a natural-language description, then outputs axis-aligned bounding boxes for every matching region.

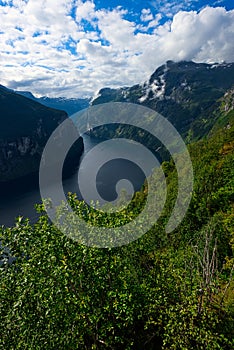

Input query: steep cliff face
[0,137,41,181]
[0,86,84,184]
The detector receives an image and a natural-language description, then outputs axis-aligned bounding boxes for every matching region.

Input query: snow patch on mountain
[138,73,166,103]
[91,90,101,104]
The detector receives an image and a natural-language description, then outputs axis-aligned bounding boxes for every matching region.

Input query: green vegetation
[0,89,234,349]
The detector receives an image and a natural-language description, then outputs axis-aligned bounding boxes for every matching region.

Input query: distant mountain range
[92,60,234,141]
[14,91,90,116]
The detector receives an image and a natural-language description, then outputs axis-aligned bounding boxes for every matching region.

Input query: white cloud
[0,2,233,98]
[96,8,136,50]
[147,14,162,29]
[75,0,95,23]
[141,8,154,22]
[157,7,234,62]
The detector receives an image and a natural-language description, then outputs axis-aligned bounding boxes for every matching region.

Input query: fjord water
[0,135,146,227]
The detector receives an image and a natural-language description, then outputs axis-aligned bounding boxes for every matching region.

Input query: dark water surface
[0,135,146,227]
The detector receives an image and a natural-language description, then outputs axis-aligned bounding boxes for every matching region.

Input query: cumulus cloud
[0,1,233,98]
[76,0,95,22]
[158,7,234,62]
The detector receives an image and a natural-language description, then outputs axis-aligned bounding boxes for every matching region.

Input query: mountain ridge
[15,90,90,116]
[92,60,234,141]
[0,86,84,184]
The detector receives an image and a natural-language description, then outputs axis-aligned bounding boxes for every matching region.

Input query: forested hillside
[0,86,233,349]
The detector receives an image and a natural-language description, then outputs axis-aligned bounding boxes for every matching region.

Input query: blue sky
[0,0,233,97]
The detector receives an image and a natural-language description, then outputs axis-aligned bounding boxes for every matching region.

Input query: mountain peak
[91,60,234,140]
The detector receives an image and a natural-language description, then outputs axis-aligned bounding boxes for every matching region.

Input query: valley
[0,60,234,350]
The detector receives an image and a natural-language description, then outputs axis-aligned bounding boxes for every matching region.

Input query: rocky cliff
[0,85,84,185]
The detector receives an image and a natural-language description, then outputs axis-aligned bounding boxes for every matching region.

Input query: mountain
[16,91,90,116]
[92,61,234,141]
[0,86,84,186]
[1,87,234,349]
